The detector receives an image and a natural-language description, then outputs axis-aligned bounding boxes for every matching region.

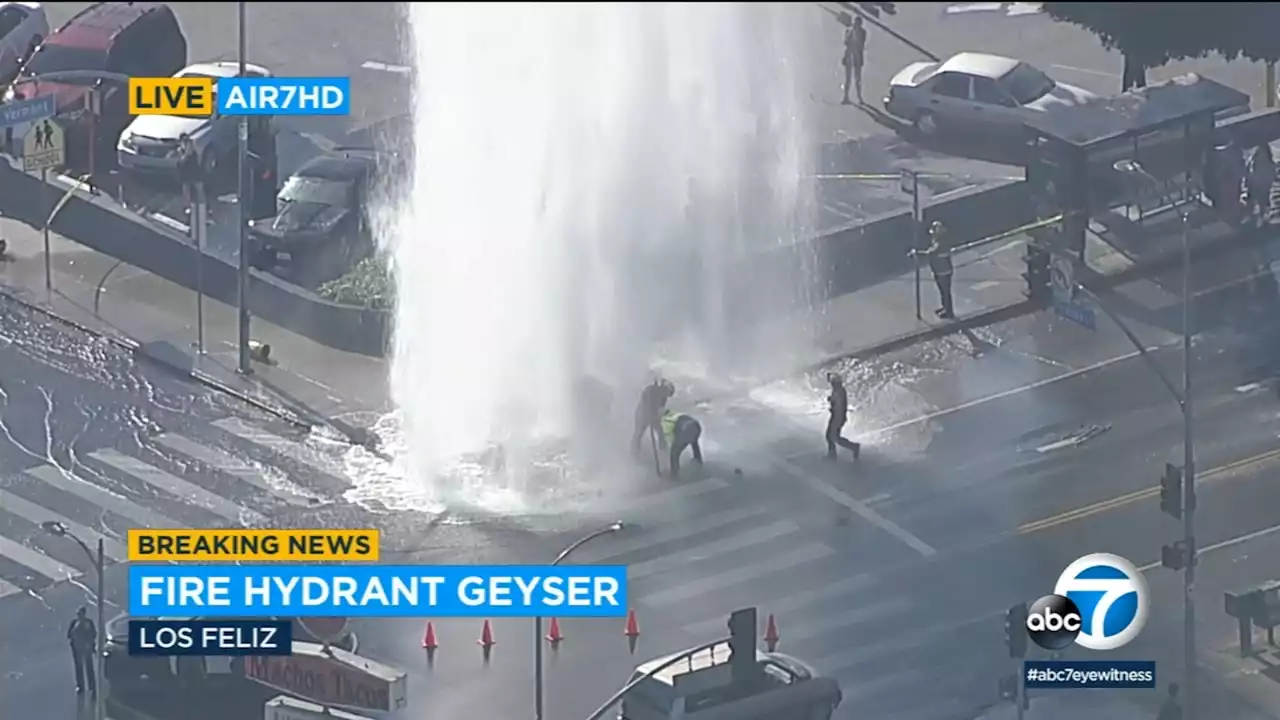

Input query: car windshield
[999,63,1056,105]
[279,175,351,207]
[23,44,107,79]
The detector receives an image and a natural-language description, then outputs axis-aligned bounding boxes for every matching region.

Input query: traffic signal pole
[235,0,252,375]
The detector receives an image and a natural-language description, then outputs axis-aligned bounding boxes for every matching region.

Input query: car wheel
[913,111,939,137]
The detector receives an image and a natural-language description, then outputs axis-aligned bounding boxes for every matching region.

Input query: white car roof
[177,61,271,79]
[938,52,1020,80]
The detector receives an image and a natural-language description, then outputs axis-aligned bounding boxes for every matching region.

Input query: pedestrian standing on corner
[1247,143,1275,224]
[66,606,97,695]
[921,221,955,319]
[824,373,861,461]
[842,15,867,105]
[176,133,201,216]
[1156,682,1182,720]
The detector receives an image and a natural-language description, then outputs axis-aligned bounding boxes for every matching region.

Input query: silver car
[883,52,1097,138]
[117,61,271,177]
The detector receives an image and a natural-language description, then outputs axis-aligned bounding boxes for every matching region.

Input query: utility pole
[1180,207,1197,720]
[235,0,252,375]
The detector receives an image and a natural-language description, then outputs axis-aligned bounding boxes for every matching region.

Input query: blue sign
[128,564,628,617]
[1054,299,1096,330]
[216,77,350,116]
[0,96,55,128]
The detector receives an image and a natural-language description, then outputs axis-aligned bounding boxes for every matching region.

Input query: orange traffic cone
[763,614,780,652]
[546,617,563,646]
[422,621,438,650]
[477,619,496,648]
[624,609,640,654]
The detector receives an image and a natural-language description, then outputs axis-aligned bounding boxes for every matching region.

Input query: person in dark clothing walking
[842,16,867,105]
[662,410,704,479]
[1156,682,1181,720]
[921,221,955,319]
[825,373,861,460]
[631,378,675,455]
[67,606,97,694]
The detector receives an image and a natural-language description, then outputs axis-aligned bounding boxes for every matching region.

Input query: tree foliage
[317,254,393,310]
[1043,3,1280,90]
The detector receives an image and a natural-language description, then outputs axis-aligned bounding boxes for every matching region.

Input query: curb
[805,221,1271,372]
[0,284,313,432]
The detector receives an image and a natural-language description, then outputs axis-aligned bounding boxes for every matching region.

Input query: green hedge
[318,255,394,310]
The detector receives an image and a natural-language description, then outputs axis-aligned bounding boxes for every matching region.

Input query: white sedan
[0,2,47,86]
[883,52,1097,138]
[117,61,271,177]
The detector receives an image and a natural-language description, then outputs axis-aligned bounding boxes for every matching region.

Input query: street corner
[1202,637,1280,719]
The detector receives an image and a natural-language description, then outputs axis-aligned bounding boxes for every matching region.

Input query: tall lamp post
[1103,160,1197,717]
[535,521,624,720]
[41,521,106,720]
[235,0,252,375]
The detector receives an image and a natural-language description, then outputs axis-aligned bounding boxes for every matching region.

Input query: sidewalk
[0,197,1256,438]
[0,219,390,435]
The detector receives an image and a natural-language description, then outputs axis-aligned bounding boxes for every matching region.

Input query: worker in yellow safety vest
[662,409,704,479]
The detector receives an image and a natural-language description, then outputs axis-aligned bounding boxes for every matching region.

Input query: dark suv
[8,2,186,172]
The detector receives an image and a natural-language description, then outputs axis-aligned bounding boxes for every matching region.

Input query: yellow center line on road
[1016,446,1280,535]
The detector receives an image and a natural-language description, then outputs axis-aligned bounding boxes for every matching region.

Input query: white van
[620,642,842,720]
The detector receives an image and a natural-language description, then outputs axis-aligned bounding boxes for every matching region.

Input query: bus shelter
[1025,73,1249,258]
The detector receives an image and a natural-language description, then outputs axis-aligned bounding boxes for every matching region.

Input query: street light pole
[40,522,106,720]
[1107,160,1197,717]
[235,0,252,375]
[535,521,624,720]
[1180,206,1197,720]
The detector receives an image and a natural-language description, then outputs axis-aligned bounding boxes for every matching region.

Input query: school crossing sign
[22,118,63,173]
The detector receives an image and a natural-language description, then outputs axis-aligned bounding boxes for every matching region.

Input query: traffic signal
[1162,541,1192,571]
[1160,463,1183,519]
[727,607,760,686]
[1005,602,1028,658]
[1022,243,1051,303]
[247,119,279,221]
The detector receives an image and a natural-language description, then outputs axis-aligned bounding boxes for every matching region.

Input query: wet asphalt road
[4,231,1280,719]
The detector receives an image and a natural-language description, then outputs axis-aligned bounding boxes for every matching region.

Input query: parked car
[883,52,1097,138]
[117,61,271,178]
[248,151,377,286]
[0,2,47,86]
[6,1,186,171]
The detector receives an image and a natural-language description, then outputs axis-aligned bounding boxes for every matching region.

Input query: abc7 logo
[1026,595,1083,650]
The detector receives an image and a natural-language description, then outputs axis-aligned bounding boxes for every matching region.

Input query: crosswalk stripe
[839,668,927,703]
[574,506,766,564]
[0,489,128,562]
[212,418,350,484]
[809,609,997,676]
[90,449,266,525]
[154,434,320,506]
[680,574,875,637]
[0,577,22,598]
[780,594,913,644]
[623,476,730,515]
[25,465,179,529]
[627,520,800,581]
[641,543,834,607]
[0,534,78,582]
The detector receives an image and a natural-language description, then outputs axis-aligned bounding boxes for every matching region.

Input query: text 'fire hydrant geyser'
[378,2,820,512]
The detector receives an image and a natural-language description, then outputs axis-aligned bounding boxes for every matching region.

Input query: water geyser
[377,2,819,512]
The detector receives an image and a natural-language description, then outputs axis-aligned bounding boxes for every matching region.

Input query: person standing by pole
[920,221,955,319]
[67,606,97,696]
[842,15,867,106]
